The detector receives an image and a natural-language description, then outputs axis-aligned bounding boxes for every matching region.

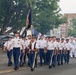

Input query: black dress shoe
[31,68,34,71]
[28,63,31,67]
[20,63,23,67]
[28,63,30,66]
[9,62,12,66]
[58,63,60,66]
[14,66,19,70]
[10,61,12,64]
[20,62,24,67]
[8,64,11,66]
[8,63,12,66]
[49,65,52,69]
[52,64,55,67]
[61,62,63,65]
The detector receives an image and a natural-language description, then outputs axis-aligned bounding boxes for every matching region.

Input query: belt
[30,51,35,52]
[13,47,20,49]
[39,48,44,49]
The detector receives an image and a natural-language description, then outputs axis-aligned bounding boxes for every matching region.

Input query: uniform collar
[14,37,19,39]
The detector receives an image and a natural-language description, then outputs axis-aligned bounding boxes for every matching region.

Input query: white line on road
[0,67,27,74]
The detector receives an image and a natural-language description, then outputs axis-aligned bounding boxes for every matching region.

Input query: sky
[59,0,76,14]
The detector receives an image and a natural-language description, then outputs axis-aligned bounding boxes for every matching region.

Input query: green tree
[0,0,29,34]
[32,0,67,34]
[68,18,76,37]
[0,0,67,34]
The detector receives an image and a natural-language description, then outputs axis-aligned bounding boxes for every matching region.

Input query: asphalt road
[0,52,76,75]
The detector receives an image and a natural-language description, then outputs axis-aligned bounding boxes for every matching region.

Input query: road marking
[0,67,27,74]
[0,69,14,74]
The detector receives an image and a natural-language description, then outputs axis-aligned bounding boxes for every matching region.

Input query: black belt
[13,47,20,49]
[30,50,35,52]
[39,48,44,49]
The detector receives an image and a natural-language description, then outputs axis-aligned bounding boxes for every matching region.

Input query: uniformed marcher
[46,37,54,68]
[26,35,31,66]
[22,37,28,64]
[45,37,49,65]
[61,38,65,65]
[12,31,24,70]
[57,38,62,66]
[20,36,27,67]
[69,37,75,57]
[65,38,72,64]
[38,35,47,66]
[4,36,13,66]
[52,36,57,67]
[74,38,76,57]
[29,36,39,71]
[33,35,39,67]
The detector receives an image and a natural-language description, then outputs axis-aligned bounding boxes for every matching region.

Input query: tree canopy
[68,18,76,37]
[0,0,67,34]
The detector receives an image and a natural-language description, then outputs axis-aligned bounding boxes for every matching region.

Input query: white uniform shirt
[74,41,76,50]
[4,41,13,51]
[57,42,62,50]
[32,42,35,50]
[65,42,72,50]
[70,40,75,52]
[22,40,27,49]
[12,37,23,48]
[47,41,54,50]
[38,39,47,49]
[26,39,31,48]
[53,41,58,50]
[61,42,65,50]
[35,40,39,49]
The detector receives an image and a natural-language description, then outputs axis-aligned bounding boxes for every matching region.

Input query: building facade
[50,13,76,38]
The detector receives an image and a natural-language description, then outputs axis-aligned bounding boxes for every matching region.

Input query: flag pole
[25,3,32,37]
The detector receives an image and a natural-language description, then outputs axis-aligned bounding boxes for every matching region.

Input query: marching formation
[3,32,76,71]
